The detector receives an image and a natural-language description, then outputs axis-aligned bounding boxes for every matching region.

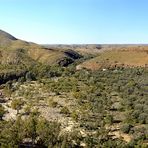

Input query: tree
[138,113,148,124]
[36,118,60,147]
[0,104,5,120]
[25,71,35,81]
[121,124,132,134]
[24,114,38,146]
[3,81,13,97]
[0,117,24,147]
[105,114,114,125]
[60,106,70,116]
[11,99,24,114]
[23,105,31,115]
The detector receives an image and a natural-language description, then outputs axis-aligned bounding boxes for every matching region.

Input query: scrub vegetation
[0,30,148,147]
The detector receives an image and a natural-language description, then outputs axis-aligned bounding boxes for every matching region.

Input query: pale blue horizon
[1,0,148,44]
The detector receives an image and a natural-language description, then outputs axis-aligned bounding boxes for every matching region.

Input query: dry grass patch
[77,49,148,70]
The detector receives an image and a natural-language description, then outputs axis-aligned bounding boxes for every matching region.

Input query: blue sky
[1,0,148,44]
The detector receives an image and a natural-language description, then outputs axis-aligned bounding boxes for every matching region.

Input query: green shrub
[121,124,132,134]
[60,106,70,116]
[0,104,5,120]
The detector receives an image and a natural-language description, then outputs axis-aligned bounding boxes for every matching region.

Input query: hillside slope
[0,30,17,46]
[0,29,82,67]
[77,46,148,70]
